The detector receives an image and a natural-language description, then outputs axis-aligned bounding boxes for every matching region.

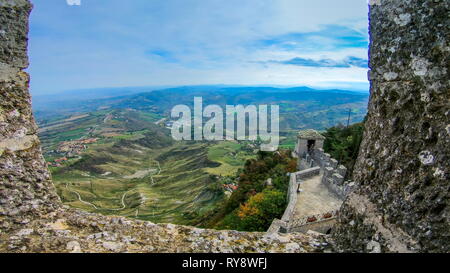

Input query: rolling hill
[34,85,369,225]
[34,85,369,131]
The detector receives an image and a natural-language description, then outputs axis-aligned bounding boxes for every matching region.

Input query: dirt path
[150,160,162,185]
[66,183,129,211]
[66,159,162,215]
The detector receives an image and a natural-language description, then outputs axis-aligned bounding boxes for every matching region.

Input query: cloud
[28,0,369,95]
[252,25,369,53]
[145,49,178,63]
[274,56,368,68]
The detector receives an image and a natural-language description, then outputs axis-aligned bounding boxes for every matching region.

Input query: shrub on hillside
[323,122,365,179]
[206,150,295,231]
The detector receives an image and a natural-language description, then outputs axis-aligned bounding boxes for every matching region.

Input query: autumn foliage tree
[236,189,286,231]
[207,150,295,231]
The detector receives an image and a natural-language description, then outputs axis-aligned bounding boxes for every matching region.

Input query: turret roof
[297,129,325,140]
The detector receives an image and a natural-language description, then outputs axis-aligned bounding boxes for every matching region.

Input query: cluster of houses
[47,157,69,167]
[47,138,98,167]
[57,138,98,156]
[222,183,238,193]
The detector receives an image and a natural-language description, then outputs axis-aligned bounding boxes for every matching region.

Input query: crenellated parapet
[0,0,447,253]
[312,148,355,199]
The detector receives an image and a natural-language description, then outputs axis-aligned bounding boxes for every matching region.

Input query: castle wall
[332,0,449,253]
[0,0,448,253]
[268,167,321,234]
[311,148,354,199]
[296,137,324,160]
[290,218,337,234]
[297,139,308,158]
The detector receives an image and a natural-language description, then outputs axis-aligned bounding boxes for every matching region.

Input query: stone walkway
[293,175,343,219]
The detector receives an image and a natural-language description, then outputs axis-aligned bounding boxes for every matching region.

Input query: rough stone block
[332,173,344,186]
[324,167,334,177]
[337,165,347,177]
[330,158,338,169]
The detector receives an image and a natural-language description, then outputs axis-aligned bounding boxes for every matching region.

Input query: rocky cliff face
[0,0,61,231]
[332,0,449,253]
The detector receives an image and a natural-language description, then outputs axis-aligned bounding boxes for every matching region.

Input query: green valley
[40,108,257,225]
[35,86,368,227]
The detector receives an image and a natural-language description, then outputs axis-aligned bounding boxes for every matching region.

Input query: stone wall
[0,0,330,253]
[311,148,338,169]
[268,167,321,234]
[312,148,354,199]
[332,0,449,253]
[298,152,317,170]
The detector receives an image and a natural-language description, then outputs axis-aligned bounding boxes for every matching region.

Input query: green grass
[205,142,255,176]
[41,108,259,226]
[51,139,231,225]
[137,111,163,123]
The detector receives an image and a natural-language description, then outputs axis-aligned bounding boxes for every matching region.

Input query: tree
[206,149,294,230]
[236,189,286,231]
[323,122,364,179]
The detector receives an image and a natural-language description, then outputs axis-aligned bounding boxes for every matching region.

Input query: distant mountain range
[33,85,369,131]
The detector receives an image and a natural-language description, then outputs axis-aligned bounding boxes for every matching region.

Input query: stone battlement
[311,148,355,199]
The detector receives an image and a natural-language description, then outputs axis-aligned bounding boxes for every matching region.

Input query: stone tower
[295,129,325,158]
[332,0,449,253]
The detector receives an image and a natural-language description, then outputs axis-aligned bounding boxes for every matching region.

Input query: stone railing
[267,167,320,234]
[288,210,339,233]
[311,148,355,199]
[298,151,318,170]
[295,166,320,180]
[289,210,339,229]
[322,167,355,199]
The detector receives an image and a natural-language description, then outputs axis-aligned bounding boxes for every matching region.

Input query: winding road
[65,159,162,214]
[66,183,100,210]
[149,160,162,185]
[66,183,129,211]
